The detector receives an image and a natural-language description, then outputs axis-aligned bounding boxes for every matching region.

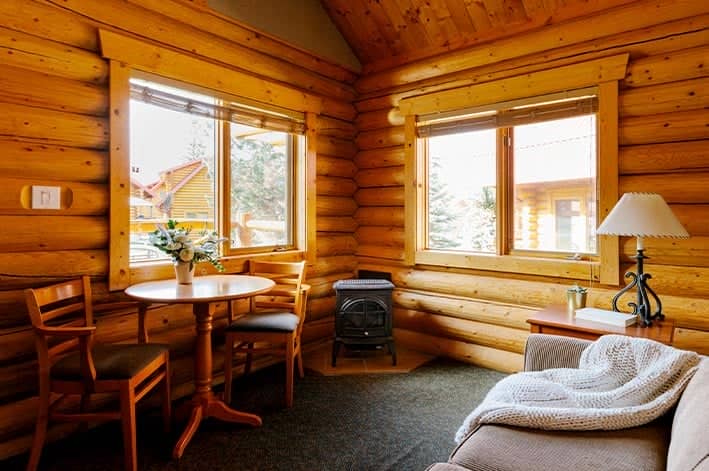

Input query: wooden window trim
[103,31,317,290]
[403,54,629,284]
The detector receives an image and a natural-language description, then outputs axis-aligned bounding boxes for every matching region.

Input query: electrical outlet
[31,185,61,210]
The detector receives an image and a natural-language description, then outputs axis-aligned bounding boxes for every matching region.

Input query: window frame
[402,55,629,284]
[104,31,318,290]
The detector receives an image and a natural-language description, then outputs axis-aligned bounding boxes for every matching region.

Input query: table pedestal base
[173,392,262,459]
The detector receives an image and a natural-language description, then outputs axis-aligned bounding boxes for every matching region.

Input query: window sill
[127,250,305,286]
[414,250,599,282]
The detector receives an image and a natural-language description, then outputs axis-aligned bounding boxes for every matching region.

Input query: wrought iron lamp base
[611,249,663,327]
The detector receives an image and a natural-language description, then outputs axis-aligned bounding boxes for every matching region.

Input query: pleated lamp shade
[597,193,689,239]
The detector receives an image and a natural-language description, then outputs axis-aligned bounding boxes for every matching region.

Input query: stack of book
[574,307,637,327]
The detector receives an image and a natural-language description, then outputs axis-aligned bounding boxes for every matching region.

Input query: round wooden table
[125,275,275,459]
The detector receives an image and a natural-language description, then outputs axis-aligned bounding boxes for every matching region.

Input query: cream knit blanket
[456,334,700,443]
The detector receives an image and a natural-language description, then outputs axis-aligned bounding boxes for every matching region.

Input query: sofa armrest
[523,334,591,371]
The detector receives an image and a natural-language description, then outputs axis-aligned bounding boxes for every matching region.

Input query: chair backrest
[248,260,306,319]
[25,276,94,374]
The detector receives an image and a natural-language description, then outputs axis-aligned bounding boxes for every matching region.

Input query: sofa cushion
[667,358,709,471]
[451,420,670,471]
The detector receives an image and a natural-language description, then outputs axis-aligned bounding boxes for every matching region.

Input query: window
[420,92,597,258]
[128,75,304,265]
[401,54,629,282]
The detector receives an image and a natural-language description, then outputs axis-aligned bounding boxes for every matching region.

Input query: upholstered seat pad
[226,312,299,332]
[52,344,169,381]
[450,420,670,471]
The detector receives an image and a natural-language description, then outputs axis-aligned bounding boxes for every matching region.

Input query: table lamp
[596,193,689,326]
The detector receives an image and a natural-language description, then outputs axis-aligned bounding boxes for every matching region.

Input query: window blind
[417,89,598,138]
[130,82,305,135]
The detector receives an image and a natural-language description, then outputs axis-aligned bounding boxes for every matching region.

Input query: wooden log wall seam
[353,2,709,375]
[0,0,358,460]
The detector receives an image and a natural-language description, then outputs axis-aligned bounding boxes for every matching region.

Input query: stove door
[338,297,388,338]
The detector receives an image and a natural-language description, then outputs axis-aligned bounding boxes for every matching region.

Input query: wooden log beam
[0,64,108,116]
[0,102,109,149]
[356,244,405,260]
[316,155,357,178]
[355,108,404,131]
[670,204,709,235]
[355,187,405,206]
[393,289,533,330]
[621,236,709,267]
[0,26,107,83]
[47,0,357,102]
[355,207,405,227]
[307,254,358,278]
[356,166,405,188]
[318,115,358,140]
[317,216,358,233]
[355,226,405,246]
[619,109,709,145]
[619,140,709,175]
[620,171,709,203]
[355,0,708,94]
[623,45,709,88]
[0,139,108,183]
[355,147,405,169]
[316,195,358,216]
[393,307,528,353]
[356,126,405,150]
[0,216,107,252]
[124,0,358,83]
[394,328,524,373]
[317,136,357,159]
[316,235,358,257]
[619,77,709,117]
[316,176,357,197]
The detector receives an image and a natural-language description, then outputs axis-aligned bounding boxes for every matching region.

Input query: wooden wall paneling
[623,45,709,88]
[673,328,709,355]
[355,226,405,246]
[354,107,404,131]
[307,296,338,322]
[355,186,405,206]
[0,178,107,216]
[318,115,358,140]
[354,14,709,113]
[0,26,108,83]
[316,155,357,178]
[316,176,357,197]
[355,207,405,227]
[356,126,406,149]
[316,235,358,257]
[392,289,534,330]
[316,196,358,217]
[355,0,707,93]
[393,307,528,353]
[0,139,108,183]
[0,102,108,149]
[619,77,709,117]
[394,328,524,373]
[307,255,358,278]
[619,109,709,145]
[306,112,319,265]
[0,215,107,252]
[621,236,709,267]
[619,140,709,175]
[355,146,405,168]
[356,244,405,260]
[620,171,709,203]
[317,136,358,159]
[126,0,358,83]
[317,216,358,233]
[47,0,357,103]
[0,0,99,51]
[0,64,108,116]
[670,204,709,236]
[356,166,405,187]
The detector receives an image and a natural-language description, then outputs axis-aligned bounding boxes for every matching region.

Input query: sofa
[428,334,709,471]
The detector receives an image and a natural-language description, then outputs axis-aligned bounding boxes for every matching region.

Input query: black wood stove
[332,279,396,366]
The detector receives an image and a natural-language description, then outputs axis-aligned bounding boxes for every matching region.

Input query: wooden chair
[24,276,171,471]
[223,260,309,408]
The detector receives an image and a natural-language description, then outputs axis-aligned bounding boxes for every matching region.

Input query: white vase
[174,260,195,284]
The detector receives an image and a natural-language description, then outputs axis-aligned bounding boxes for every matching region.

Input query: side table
[527,305,674,344]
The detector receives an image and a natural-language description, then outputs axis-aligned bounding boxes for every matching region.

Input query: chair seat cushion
[451,419,670,471]
[52,343,169,381]
[226,312,299,333]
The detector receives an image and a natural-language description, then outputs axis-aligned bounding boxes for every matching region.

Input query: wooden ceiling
[321,0,637,69]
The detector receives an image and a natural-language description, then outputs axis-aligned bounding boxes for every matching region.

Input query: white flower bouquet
[149,220,226,271]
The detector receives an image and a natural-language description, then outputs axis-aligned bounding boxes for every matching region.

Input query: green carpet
[4,359,504,470]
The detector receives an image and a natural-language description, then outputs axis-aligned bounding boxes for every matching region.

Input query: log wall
[354,0,709,372]
[0,0,357,460]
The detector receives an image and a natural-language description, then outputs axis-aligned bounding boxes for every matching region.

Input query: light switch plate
[32,185,61,209]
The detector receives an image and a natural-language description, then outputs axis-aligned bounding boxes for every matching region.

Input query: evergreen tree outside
[428,158,460,249]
